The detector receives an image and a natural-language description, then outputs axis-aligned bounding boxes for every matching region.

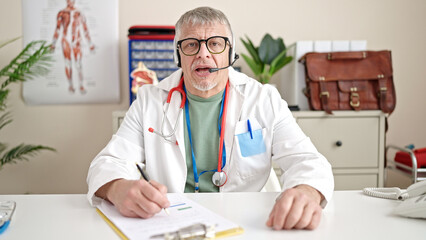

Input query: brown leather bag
[300,50,396,114]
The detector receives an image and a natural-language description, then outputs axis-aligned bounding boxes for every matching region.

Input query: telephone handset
[363,180,426,219]
[363,180,426,200]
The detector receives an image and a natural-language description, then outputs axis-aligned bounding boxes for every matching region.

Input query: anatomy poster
[22,0,119,104]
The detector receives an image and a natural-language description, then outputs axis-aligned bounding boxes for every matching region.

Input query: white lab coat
[87,68,334,206]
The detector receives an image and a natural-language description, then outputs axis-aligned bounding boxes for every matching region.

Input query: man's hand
[266,184,323,230]
[96,179,170,219]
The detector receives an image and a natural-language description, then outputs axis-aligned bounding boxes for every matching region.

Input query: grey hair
[175,7,233,42]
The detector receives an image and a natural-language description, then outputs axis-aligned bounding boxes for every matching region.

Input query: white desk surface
[0,191,424,240]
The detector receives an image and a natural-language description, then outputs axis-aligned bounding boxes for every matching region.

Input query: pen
[247,119,253,139]
[135,163,170,215]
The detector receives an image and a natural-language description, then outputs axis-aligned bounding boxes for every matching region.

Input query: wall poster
[22,0,119,104]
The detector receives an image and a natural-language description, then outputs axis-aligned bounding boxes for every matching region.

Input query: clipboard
[96,193,243,240]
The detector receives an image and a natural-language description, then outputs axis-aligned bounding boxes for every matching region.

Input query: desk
[0,191,424,240]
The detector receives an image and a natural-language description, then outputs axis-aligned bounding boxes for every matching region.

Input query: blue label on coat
[237,129,266,157]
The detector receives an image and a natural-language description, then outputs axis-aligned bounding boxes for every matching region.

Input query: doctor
[87,6,334,230]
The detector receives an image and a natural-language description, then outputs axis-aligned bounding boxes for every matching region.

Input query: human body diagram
[51,0,95,94]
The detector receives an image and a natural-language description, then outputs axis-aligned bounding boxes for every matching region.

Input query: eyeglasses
[177,36,230,56]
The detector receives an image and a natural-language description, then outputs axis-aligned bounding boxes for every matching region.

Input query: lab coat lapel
[159,70,186,161]
[223,71,245,172]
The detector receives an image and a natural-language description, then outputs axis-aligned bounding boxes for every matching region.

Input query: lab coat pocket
[233,119,270,179]
[236,129,266,157]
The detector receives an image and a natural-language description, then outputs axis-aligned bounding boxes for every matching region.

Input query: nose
[196,42,211,59]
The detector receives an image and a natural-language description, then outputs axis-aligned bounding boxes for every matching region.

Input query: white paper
[331,40,350,51]
[350,40,367,51]
[97,193,240,240]
[21,0,119,104]
[313,41,331,52]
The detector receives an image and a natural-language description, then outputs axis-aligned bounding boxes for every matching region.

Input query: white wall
[0,0,425,193]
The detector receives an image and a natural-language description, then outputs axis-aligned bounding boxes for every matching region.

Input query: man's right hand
[96,179,170,219]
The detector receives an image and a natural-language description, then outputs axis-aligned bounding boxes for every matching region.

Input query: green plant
[240,33,293,84]
[0,38,55,169]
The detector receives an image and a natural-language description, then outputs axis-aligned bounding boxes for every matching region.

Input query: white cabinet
[292,111,386,190]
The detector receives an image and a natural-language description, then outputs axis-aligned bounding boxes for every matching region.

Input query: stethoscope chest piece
[212,171,227,187]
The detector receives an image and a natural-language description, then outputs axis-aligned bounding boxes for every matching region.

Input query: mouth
[195,67,212,73]
[193,65,215,77]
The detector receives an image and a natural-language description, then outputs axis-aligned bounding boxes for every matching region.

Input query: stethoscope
[149,76,230,192]
[148,77,186,145]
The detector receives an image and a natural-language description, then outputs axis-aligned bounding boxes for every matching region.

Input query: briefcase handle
[328,51,367,60]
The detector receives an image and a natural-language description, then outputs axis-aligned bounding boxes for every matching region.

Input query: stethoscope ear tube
[148,77,186,145]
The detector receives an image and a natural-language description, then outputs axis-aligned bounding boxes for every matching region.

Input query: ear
[173,37,181,67]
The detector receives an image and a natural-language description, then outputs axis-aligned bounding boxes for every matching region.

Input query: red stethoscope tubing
[167,77,186,108]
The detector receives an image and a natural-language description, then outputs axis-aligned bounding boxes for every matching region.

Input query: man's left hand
[266,184,323,230]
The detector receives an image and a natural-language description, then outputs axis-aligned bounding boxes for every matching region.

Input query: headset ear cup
[175,50,181,67]
[229,36,236,64]
[173,37,181,67]
[229,47,234,65]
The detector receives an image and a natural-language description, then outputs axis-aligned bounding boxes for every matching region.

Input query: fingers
[141,180,170,209]
[266,187,322,230]
[292,200,321,229]
[305,209,321,230]
[267,192,294,230]
[107,179,169,219]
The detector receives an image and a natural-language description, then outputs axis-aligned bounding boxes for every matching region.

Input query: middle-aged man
[87,6,334,230]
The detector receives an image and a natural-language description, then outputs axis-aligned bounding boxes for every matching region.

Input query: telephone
[363,180,426,219]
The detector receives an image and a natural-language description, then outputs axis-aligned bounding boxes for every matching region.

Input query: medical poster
[21,0,119,104]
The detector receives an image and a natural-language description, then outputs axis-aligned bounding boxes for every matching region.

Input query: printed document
[97,193,242,239]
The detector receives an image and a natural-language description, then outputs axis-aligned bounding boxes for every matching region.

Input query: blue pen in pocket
[247,119,253,139]
[237,119,266,157]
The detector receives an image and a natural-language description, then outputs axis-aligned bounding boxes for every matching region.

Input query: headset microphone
[209,54,239,73]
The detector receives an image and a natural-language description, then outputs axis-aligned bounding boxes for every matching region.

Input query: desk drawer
[297,117,379,168]
[334,174,378,190]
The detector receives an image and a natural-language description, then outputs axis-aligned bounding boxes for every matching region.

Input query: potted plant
[0,38,55,170]
[240,33,293,84]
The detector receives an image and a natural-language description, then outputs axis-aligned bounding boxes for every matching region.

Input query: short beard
[189,78,218,91]
[190,60,218,91]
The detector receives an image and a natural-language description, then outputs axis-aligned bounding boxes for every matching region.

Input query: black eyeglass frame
[177,36,231,56]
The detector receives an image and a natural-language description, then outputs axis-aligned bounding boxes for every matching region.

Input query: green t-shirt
[184,89,225,192]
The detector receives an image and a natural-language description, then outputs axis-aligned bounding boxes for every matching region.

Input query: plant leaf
[269,48,293,75]
[0,112,12,130]
[0,89,9,111]
[270,56,293,76]
[1,40,53,89]
[241,53,263,75]
[258,34,285,65]
[240,36,261,64]
[0,144,55,166]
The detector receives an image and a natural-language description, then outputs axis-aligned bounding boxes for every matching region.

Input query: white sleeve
[270,88,334,207]
[86,96,146,206]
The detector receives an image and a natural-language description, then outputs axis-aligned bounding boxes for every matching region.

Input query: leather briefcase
[300,51,396,114]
